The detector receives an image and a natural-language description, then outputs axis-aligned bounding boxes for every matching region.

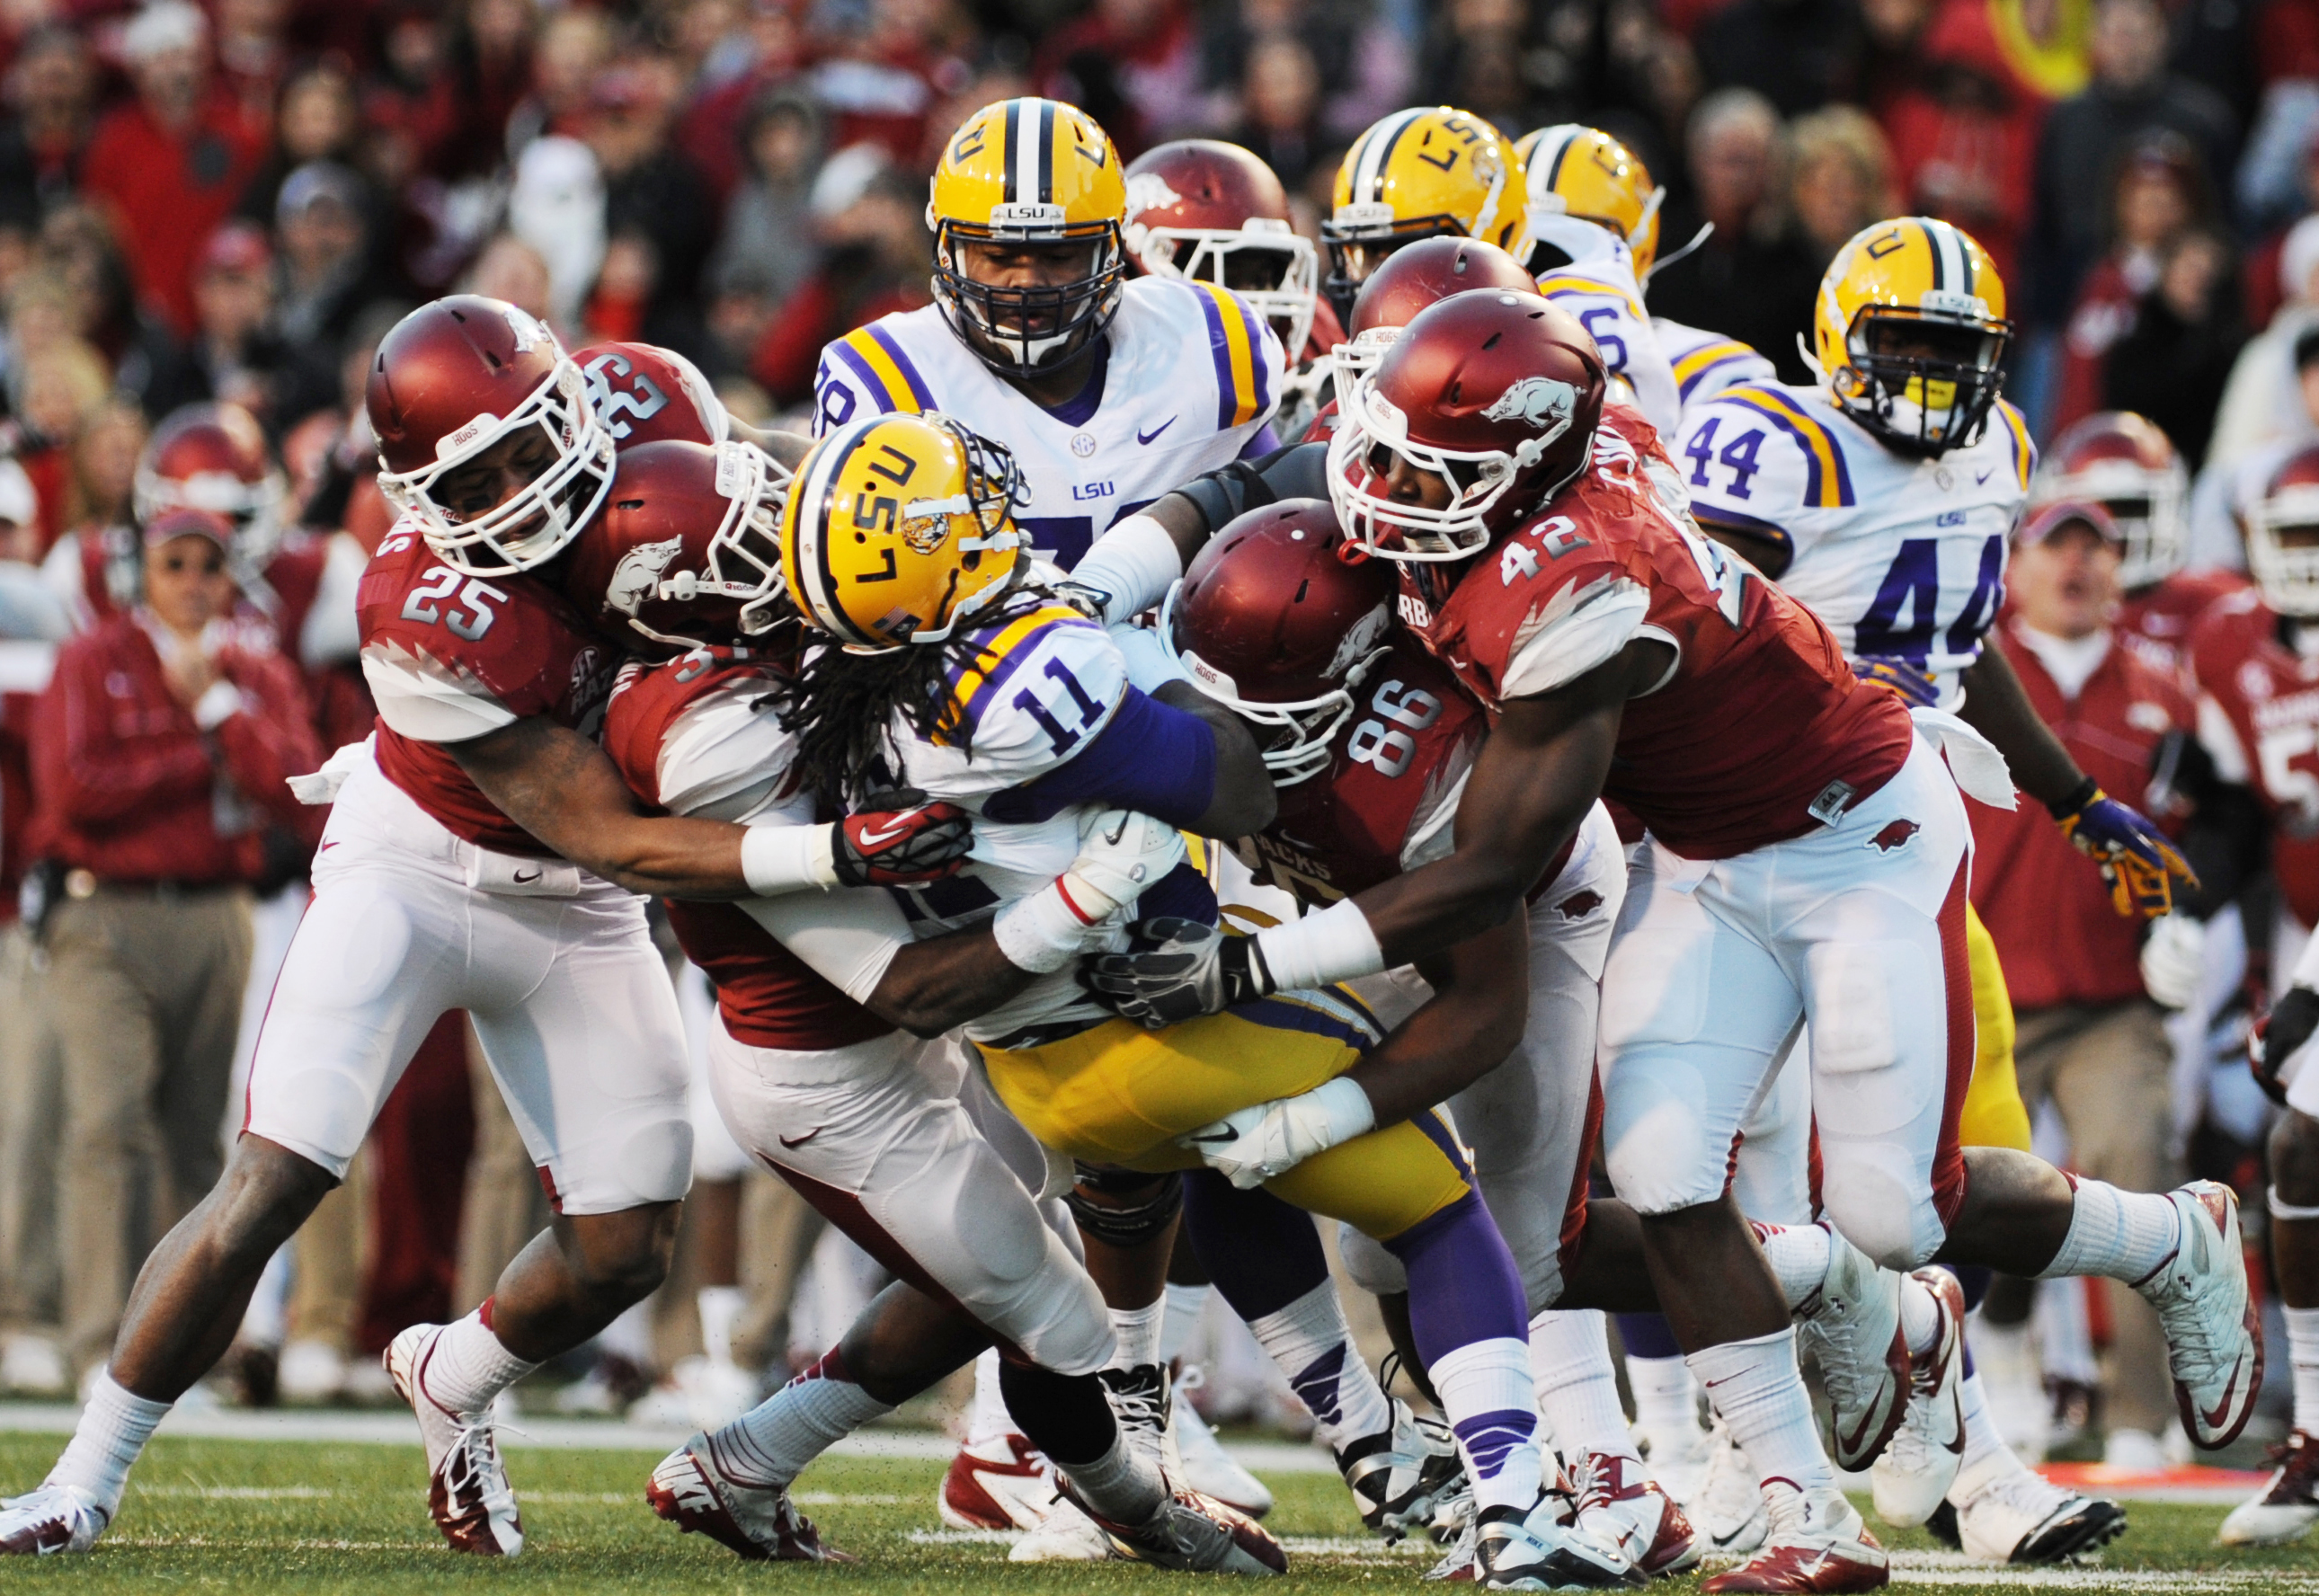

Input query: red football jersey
[1397,408,1916,860]
[600,652,893,1052]
[2190,587,2319,926]
[2115,568,2246,683]
[356,519,618,856]
[571,341,729,449]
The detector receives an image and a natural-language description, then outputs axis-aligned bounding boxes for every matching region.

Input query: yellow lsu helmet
[1815,217,2012,457]
[928,97,1128,380]
[781,412,1026,652]
[1322,107,1526,317]
[1514,125,1665,280]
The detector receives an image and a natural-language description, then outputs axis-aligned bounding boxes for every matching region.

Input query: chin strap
[1642,218,1712,287]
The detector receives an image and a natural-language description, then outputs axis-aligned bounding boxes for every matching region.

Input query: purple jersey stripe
[1196,286,1236,431]
[829,340,899,413]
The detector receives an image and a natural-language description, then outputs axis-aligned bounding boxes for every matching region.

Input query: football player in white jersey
[808,96,1283,573]
[1654,319,1778,421]
[1511,126,1682,439]
[1677,217,2181,1563]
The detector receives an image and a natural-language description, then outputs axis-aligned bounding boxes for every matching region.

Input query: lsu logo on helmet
[781,412,1027,652]
[1321,107,1527,318]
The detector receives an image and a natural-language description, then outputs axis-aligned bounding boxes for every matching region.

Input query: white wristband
[192,679,244,730]
[1307,1076,1378,1147]
[1069,515,1182,624]
[741,822,839,894]
[992,879,1111,972]
[1253,897,1386,990]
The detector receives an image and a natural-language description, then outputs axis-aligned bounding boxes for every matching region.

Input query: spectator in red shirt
[29,506,321,1379]
[79,2,270,341]
[1969,498,2196,1465]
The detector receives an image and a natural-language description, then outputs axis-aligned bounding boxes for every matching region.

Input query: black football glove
[1078,918,1278,1029]
[833,787,973,887]
[2252,987,2319,1109]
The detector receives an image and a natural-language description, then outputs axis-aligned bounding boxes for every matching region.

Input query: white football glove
[2139,911,2206,1010]
[992,809,1187,973]
[1177,1077,1376,1189]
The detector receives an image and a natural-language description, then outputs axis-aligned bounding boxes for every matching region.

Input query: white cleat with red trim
[0,1485,107,1556]
[1867,1269,1965,1528]
[2137,1182,2261,1450]
[938,1432,1062,1530]
[645,1436,850,1561]
[384,1323,523,1556]
[1701,1482,1888,1593]
[1572,1451,1700,1577]
[1792,1239,1910,1472]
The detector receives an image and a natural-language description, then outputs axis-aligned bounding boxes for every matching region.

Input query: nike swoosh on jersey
[1975,468,1993,484]
[778,1129,822,1148]
[512,868,542,883]
[1137,417,1177,445]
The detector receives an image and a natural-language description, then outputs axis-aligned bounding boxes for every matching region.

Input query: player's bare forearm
[1956,645,2084,806]
[868,927,1037,1039]
[450,717,751,898]
[1154,680,1277,838]
[1695,513,1791,580]
[1341,916,1530,1126]
[1346,643,1645,963]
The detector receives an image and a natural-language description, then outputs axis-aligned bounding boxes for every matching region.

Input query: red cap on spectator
[199,222,271,279]
[142,506,234,551]
[2015,499,2123,547]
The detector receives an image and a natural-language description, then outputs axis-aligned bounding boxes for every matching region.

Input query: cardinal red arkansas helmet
[134,403,289,565]
[1332,235,1540,390]
[2032,411,2188,590]
[2249,442,2319,617]
[1124,138,1319,360]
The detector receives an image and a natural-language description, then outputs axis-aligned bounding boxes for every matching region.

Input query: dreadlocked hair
[782,587,1057,809]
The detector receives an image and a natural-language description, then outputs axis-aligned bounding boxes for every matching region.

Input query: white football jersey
[811,277,1284,571]
[1675,381,2036,705]
[1652,318,1778,421]
[879,598,1142,1044]
[1525,218,1680,439]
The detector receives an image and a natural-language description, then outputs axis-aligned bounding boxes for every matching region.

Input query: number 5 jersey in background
[1672,379,2036,710]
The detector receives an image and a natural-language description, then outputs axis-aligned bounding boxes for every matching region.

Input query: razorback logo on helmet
[1870,819,1920,853]
[1124,171,1184,222]
[607,535,685,616]
[1482,377,1580,439]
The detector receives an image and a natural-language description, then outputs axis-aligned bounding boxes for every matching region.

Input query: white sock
[1625,1354,1702,1449]
[597,1298,653,1365]
[705,1348,891,1489]
[966,1347,1015,1446]
[1757,1222,1834,1309]
[698,1286,746,1369]
[1160,1282,1210,1366]
[417,1308,538,1415]
[1246,1280,1394,1451]
[1950,1371,2023,1498]
[1434,1336,1544,1514]
[1529,1310,1637,1462]
[47,1371,169,1515]
[2286,1306,2319,1435]
[1898,1272,1940,1357]
[1058,1429,1168,1523]
[1107,1299,1166,1373]
[1687,1328,1833,1493]
[2038,1180,2181,1283]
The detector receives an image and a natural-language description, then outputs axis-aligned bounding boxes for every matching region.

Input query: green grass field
[4,1432,2319,1593]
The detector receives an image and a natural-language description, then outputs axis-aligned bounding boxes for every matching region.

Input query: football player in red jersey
[2204,445,2319,1545]
[1124,138,1339,441]
[0,297,971,1562]
[1087,289,2261,1592]
[2031,412,2246,682]
[562,439,1283,1574]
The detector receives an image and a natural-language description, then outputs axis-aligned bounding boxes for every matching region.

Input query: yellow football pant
[982,993,1474,1242]
[1957,902,2033,1153]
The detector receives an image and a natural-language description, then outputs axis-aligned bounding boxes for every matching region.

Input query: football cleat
[1689,1419,1769,1555]
[1009,1492,1117,1562]
[1572,1451,1700,1576]
[1932,1463,2126,1562]
[1701,1482,1888,1593]
[937,1432,1061,1531]
[1793,1238,1910,1470]
[645,1437,850,1561]
[1062,1477,1289,1575]
[1171,1366,1275,1518]
[0,1485,107,1555]
[2220,1430,2319,1546]
[1340,1395,1464,1538]
[1424,1479,1479,1581]
[2136,1181,2261,1449]
[1867,1269,1965,1527]
[1471,1493,1644,1590]
[385,1323,523,1556]
[1101,1362,1176,1476]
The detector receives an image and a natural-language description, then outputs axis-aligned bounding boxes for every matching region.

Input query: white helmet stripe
[1353,108,1424,205]
[792,416,879,647]
[1015,99,1046,212]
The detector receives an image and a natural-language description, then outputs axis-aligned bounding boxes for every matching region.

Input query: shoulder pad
[944,604,1126,778]
[1677,386,1849,533]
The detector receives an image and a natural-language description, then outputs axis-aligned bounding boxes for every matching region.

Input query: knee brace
[1064,1165,1183,1249]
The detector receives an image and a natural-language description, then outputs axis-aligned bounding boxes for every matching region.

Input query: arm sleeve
[1498,574,1653,699]
[38,644,214,825]
[654,679,810,825]
[739,886,914,1006]
[981,686,1217,827]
